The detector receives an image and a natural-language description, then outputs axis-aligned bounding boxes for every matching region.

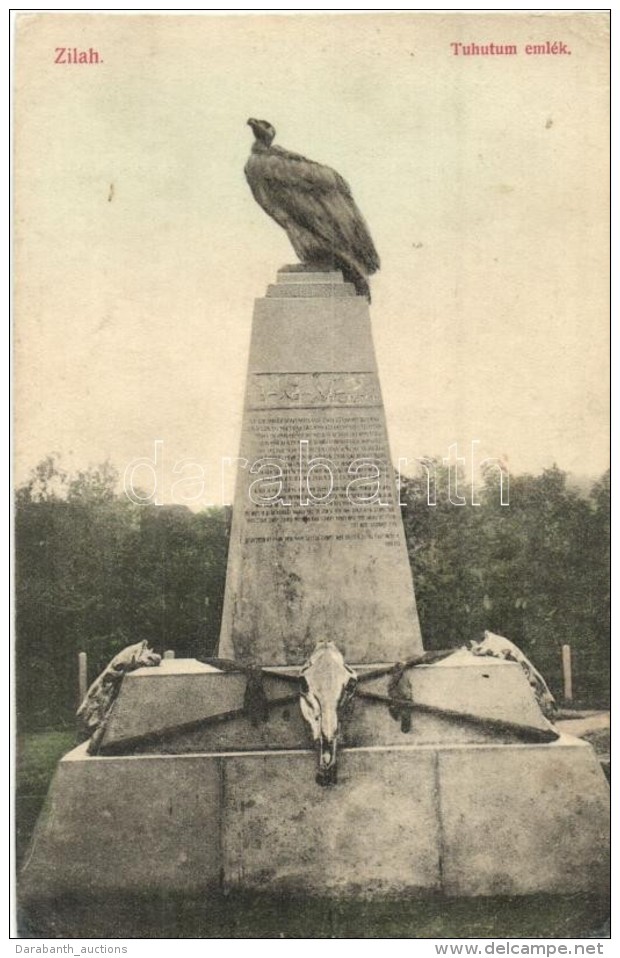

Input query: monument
[19,123,609,910]
[219,264,423,667]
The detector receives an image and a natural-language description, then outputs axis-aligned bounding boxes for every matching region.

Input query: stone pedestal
[95,655,557,755]
[19,730,609,901]
[19,658,610,902]
[218,267,423,665]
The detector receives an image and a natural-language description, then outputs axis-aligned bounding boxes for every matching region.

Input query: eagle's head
[247,118,276,146]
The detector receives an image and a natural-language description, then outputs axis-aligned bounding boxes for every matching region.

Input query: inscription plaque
[250,371,382,408]
[241,406,401,549]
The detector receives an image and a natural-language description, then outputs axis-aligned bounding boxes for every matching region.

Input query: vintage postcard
[13,10,610,941]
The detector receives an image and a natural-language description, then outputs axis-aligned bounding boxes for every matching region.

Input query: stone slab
[362,658,556,734]
[218,268,423,666]
[128,708,511,756]
[20,737,609,902]
[247,296,375,373]
[221,747,440,896]
[99,658,554,754]
[108,693,518,756]
[266,282,355,298]
[439,736,610,897]
[278,267,344,284]
[19,744,222,898]
[144,658,219,674]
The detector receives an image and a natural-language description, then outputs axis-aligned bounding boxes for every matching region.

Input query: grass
[16,729,610,939]
[557,694,610,711]
[582,728,610,755]
[17,890,611,939]
[15,729,78,868]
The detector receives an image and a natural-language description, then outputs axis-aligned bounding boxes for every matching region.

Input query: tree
[401,462,609,702]
[15,457,231,729]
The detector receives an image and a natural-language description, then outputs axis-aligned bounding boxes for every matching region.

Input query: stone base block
[19,736,609,902]
[99,657,556,754]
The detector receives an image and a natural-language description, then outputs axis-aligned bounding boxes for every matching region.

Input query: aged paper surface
[14,11,610,940]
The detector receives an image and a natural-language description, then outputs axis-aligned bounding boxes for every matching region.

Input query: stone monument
[19,267,610,905]
[219,265,423,666]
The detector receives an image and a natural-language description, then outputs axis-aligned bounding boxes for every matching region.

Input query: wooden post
[163,650,175,660]
[78,652,88,704]
[562,644,573,702]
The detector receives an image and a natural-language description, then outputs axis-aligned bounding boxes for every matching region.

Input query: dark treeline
[400,464,610,706]
[15,456,609,730]
[15,457,230,730]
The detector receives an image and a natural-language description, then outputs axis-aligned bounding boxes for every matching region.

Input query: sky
[14,12,610,505]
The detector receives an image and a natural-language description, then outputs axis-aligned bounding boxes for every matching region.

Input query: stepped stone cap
[278,265,345,283]
[266,266,356,299]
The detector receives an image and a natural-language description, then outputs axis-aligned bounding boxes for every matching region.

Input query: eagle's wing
[245,147,380,274]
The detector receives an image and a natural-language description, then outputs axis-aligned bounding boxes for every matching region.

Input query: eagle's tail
[337,258,371,303]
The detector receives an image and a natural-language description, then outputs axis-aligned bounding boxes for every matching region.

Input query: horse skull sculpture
[470,630,556,717]
[77,640,161,752]
[299,641,357,786]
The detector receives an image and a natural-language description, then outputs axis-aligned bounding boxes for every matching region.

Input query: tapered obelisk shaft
[218,266,423,665]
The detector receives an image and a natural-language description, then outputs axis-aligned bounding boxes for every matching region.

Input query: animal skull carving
[299,641,357,786]
[470,631,556,717]
[77,640,161,752]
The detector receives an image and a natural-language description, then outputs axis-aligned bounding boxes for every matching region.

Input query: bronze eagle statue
[245,118,380,301]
